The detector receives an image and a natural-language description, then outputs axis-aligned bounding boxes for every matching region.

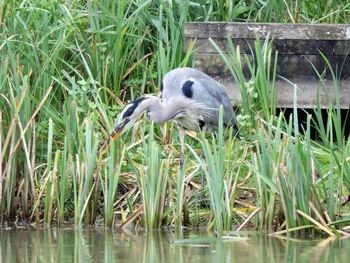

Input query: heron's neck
[143,96,183,124]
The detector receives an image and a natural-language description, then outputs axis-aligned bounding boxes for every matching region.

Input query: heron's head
[110,97,150,141]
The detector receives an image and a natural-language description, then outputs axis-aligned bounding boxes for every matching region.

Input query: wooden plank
[184,22,350,109]
[194,53,350,79]
[214,75,350,109]
[185,22,350,40]
[185,38,350,56]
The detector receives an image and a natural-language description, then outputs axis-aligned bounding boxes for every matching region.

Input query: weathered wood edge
[185,38,350,55]
[185,22,350,40]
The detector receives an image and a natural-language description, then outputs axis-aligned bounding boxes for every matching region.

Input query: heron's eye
[119,117,129,126]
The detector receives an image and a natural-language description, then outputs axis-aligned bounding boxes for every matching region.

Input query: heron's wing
[161,67,237,128]
[190,77,236,127]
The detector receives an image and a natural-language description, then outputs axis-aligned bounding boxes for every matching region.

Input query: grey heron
[101,67,239,158]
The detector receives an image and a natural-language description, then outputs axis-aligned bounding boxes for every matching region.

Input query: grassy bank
[1,0,350,236]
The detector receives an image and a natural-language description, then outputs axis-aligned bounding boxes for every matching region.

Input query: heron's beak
[110,127,123,141]
[110,120,128,141]
[99,120,129,154]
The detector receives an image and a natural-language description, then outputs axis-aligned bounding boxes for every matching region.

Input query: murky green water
[0,228,349,263]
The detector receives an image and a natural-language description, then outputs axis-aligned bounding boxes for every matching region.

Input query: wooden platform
[185,22,350,109]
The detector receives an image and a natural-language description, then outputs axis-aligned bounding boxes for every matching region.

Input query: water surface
[0,228,349,263]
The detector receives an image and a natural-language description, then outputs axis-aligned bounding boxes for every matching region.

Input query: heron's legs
[179,127,186,169]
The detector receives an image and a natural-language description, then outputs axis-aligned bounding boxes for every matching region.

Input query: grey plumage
[161,67,238,132]
[106,67,238,147]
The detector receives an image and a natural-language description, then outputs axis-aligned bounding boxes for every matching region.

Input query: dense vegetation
[1,0,350,236]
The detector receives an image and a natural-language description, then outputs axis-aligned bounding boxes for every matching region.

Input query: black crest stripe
[122,97,147,119]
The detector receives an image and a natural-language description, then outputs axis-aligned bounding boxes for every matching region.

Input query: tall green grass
[185,0,350,23]
[100,145,124,227]
[136,124,170,229]
[188,107,241,235]
[210,36,277,133]
[210,34,349,235]
[0,0,168,225]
